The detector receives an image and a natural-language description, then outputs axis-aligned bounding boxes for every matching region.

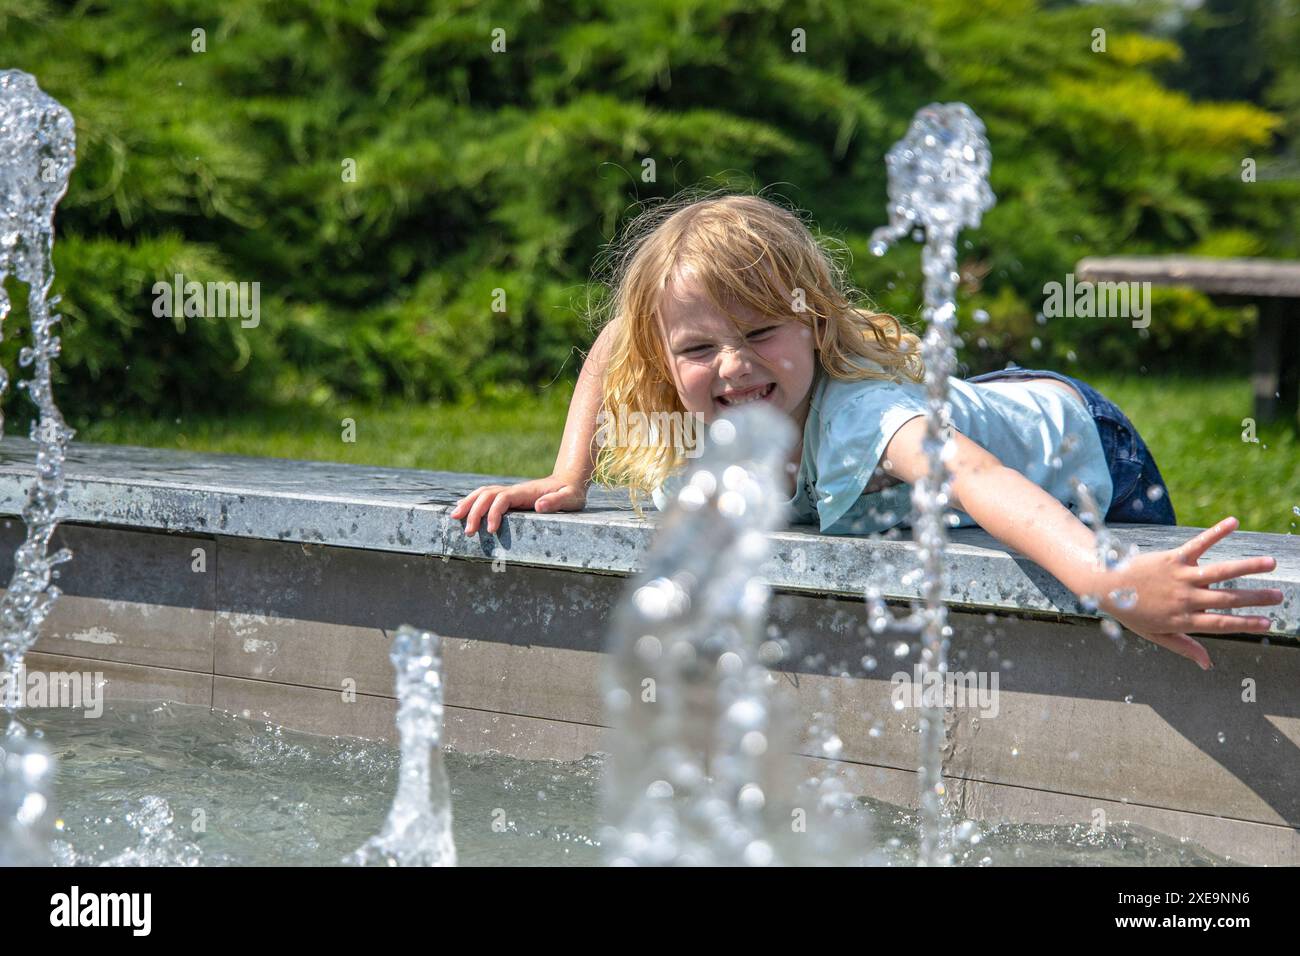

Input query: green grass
[60,381,578,481]
[49,374,1300,534]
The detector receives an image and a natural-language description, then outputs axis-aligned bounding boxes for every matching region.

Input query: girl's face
[655,271,818,430]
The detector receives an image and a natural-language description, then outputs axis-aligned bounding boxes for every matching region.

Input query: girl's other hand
[450,475,588,536]
[1099,517,1283,671]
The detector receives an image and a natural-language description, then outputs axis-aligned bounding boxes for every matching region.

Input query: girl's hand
[450,475,588,536]
[1098,517,1283,671]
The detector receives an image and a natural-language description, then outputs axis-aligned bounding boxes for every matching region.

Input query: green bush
[1,0,1294,424]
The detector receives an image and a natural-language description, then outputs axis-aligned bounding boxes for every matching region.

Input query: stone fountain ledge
[0,437,1295,638]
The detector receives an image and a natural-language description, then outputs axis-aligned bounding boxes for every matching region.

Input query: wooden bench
[1077,255,1300,426]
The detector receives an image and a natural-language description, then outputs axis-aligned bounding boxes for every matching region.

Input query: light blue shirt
[651,360,1113,536]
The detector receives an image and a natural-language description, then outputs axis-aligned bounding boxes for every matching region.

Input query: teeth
[720,384,772,406]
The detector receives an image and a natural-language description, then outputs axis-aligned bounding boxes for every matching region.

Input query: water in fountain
[601,403,874,866]
[868,103,996,866]
[349,624,457,866]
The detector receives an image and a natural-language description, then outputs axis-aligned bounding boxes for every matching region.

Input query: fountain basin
[1,437,1296,865]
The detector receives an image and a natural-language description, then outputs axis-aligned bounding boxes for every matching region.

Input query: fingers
[457,486,506,536]
[1184,611,1273,634]
[1178,516,1238,563]
[450,486,488,517]
[455,482,579,534]
[472,493,512,536]
[483,495,513,535]
[1145,633,1213,671]
[1192,586,1284,611]
[536,488,581,514]
[1193,555,1277,585]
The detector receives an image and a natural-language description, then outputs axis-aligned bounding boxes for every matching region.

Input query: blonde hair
[584,188,924,517]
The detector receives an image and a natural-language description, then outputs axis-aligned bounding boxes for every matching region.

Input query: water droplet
[1108,588,1138,610]
[743,839,774,865]
[737,783,765,811]
[646,779,674,799]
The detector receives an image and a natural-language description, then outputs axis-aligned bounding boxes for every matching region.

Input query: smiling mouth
[717,382,776,406]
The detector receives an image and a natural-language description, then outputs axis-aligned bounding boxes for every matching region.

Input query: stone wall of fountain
[0,474,1295,865]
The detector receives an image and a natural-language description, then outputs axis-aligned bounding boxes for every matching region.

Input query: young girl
[452,192,1282,670]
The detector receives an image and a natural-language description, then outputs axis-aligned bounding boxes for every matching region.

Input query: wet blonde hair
[585,189,924,517]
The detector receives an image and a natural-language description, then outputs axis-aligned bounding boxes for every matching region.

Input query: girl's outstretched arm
[881,416,1283,670]
[452,323,614,536]
[550,322,614,489]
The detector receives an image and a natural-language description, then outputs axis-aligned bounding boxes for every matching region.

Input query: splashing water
[0,71,78,705]
[601,404,874,865]
[1071,477,1140,645]
[349,625,456,866]
[0,68,78,867]
[869,103,996,866]
[89,796,205,867]
[0,726,54,865]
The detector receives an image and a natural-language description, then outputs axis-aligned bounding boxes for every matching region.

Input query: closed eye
[680,326,777,356]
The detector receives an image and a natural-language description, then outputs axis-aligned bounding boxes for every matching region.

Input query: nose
[716,341,756,381]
